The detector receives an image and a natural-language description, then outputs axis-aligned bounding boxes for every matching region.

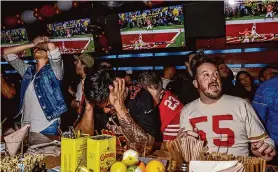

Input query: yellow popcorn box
[87,135,116,172]
[61,136,88,172]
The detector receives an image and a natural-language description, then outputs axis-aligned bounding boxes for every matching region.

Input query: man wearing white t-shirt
[178,57,276,161]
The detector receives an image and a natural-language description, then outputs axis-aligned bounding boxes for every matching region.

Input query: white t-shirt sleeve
[75,81,83,102]
[47,47,64,80]
[3,54,31,77]
[180,106,193,131]
[243,101,268,142]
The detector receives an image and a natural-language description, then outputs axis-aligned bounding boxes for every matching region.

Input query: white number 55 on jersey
[164,96,180,110]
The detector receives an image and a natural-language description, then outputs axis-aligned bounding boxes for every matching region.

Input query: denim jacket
[4,48,67,121]
[252,77,278,146]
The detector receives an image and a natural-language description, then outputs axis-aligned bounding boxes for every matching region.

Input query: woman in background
[235,71,258,103]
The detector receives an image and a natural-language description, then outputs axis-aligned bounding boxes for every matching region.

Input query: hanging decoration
[21,10,37,24]
[39,5,55,18]
[100,1,124,8]
[4,16,18,26]
[143,0,163,8]
[73,1,79,7]
[151,0,163,5]
[38,16,43,21]
[57,0,73,11]
[2,0,87,26]
[97,32,110,54]
[98,34,108,48]
[55,8,61,15]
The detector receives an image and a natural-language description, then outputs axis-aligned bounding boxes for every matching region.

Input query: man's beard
[200,82,222,100]
[203,91,221,99]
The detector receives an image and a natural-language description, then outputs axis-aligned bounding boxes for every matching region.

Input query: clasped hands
[32,36,49,48]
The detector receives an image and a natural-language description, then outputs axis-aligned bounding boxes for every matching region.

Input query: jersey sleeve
[243,101,268,142]
[159,91,183,132]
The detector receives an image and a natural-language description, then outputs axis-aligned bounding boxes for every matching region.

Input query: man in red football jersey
[138,71,184,141]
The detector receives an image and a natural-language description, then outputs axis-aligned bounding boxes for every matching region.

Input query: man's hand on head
[109,78,127,109]
[32,36,46,47]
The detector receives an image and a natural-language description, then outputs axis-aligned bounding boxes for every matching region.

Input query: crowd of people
[225,1,278,19]
[47,18,90,38]
[119,5,184,30]
[2,37,278,164]
[1,28,28,44]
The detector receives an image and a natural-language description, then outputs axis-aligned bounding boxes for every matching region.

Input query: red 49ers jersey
[180,95,268,156]
[159,90,184,141]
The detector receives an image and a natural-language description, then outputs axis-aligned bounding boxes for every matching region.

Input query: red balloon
[4,16,18,26]
[151,1,163,5]
[39,5,55,18]
[98,36,108,48]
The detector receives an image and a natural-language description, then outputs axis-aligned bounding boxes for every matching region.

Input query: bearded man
[178,56,276,161]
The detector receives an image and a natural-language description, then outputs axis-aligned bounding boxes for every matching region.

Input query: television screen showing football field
[119,5,185,50]
[1,28,32,57]
[47,18,95,54]
[225,0,278,44]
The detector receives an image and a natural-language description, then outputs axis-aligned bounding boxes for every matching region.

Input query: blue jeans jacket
[252,77,278,146]
[19,64,67,121]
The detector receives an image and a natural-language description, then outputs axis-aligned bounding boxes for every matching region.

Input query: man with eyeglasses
[178,55,276,160]
[3,36,67,135]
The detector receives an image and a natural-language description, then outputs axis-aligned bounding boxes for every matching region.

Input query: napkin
[4,124,30,156]
[189,161,244,172]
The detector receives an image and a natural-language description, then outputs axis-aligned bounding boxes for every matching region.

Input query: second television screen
[47,18,95,54]
[119,5,185,50]
[225,1,278,44]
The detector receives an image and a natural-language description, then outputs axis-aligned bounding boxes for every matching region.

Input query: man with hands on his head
[76,70,160,152]
[177,55,276,161]
[3,36,67,135]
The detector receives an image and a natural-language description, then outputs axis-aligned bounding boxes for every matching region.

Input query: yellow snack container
[61,136,88,172]
[87,135,116,172]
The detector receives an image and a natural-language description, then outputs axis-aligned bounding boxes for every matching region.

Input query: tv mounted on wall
[119,5,185,50]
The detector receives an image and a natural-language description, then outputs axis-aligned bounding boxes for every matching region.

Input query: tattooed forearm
[118,112,154,145]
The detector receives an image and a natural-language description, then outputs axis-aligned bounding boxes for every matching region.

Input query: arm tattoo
[118,112,154,146]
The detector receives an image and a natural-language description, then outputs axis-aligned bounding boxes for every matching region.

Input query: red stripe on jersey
[163,112,180,141]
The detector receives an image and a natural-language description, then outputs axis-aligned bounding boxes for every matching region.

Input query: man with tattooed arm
[75,70,161,152]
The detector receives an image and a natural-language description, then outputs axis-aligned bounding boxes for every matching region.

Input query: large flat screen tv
[1,28,32,57]
[225,0,278,44]
[47,18,95,54]
[119,5,185,50]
